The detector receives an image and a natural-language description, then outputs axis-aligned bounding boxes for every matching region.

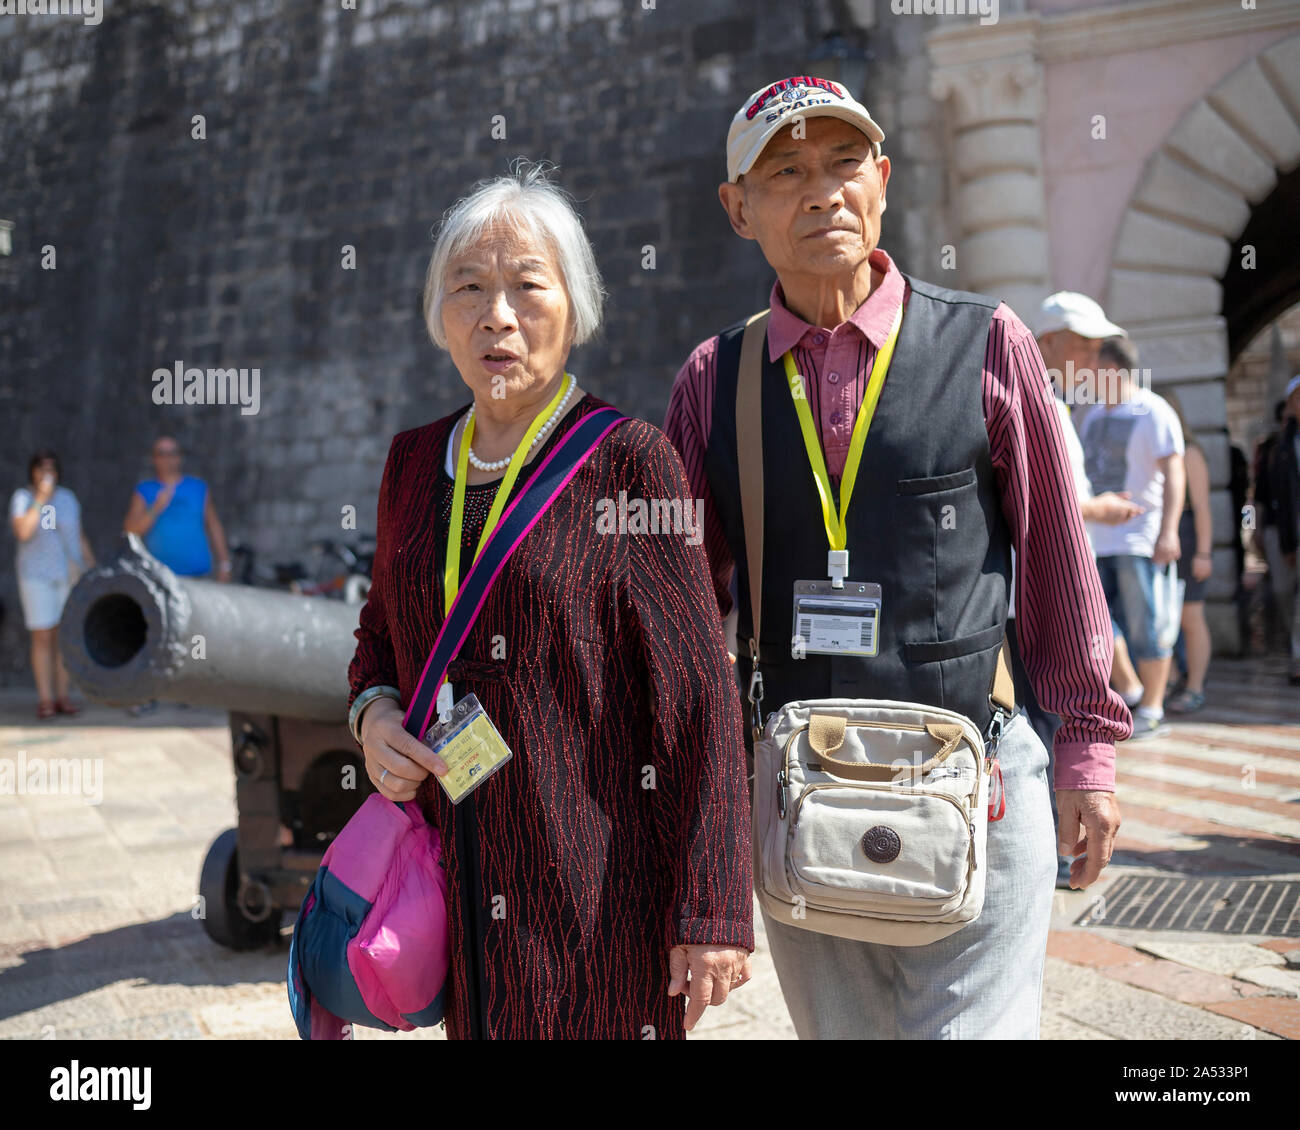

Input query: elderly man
[664,76,1131,1039]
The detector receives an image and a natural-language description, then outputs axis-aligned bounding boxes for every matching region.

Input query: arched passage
[1103,33,1300,650]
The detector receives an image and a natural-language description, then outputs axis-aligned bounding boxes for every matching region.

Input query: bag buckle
[748,638,765,740]
[984,705,1009,764]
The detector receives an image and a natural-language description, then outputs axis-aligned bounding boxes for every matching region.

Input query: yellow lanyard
[782,304,903,562]
[444,373,573,617]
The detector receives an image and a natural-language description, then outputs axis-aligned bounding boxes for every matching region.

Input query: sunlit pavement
[2,659,1296,1041]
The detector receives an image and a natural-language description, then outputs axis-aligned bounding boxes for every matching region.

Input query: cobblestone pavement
[1,657,1296,1040]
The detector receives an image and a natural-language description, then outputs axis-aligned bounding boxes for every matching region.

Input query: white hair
[422,159,605,350]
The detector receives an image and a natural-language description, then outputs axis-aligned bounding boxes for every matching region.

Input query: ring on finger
[379,767,389,785]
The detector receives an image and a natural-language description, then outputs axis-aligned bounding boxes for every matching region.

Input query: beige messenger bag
[734,309,1015,947]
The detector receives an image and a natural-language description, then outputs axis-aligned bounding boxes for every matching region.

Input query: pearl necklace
[464,374,576,472]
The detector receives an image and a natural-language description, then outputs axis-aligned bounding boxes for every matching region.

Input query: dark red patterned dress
[347,393,753,1040]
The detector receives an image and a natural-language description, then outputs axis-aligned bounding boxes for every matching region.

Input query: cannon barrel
[59,533,361,722]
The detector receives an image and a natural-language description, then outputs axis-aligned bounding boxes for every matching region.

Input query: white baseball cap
[1037,291,1128,340]
[726,75,885,182]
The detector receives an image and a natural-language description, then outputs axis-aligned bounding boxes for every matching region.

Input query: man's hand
[1151,530,1181,566]
[1056,789,1121,888]
[667,944,751,1032]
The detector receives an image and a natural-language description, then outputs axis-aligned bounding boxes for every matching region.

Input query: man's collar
[766,247,906,362]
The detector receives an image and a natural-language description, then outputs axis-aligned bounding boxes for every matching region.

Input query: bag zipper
[789,781,980,878]
[780,720,982,814]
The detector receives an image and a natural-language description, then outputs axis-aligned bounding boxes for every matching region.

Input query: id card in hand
[422,693,513,805]
[792,580,882,657]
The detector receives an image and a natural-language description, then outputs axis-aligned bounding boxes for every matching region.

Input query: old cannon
[59,533,375,949]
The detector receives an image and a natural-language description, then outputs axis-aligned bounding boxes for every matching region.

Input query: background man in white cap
[664,75,1131,1039]
[1010,292,1145,885]
[1035,294,1153,725]
[1075,333,1186,738]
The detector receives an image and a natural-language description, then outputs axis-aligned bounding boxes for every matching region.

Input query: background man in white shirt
[1080,335,1186,739]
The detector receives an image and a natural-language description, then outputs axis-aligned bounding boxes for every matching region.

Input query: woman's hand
[667,944,752,1032]
[359,697,449,802]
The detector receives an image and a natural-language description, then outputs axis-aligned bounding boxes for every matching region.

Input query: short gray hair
[422,159,605,350]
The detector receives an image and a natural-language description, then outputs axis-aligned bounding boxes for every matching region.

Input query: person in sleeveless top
[123,435,232,581]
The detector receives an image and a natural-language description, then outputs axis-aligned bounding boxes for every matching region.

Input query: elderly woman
[346,162,753,1040]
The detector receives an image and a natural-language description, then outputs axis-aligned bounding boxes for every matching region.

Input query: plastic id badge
[422,692,513,805]
[792,580,882,658]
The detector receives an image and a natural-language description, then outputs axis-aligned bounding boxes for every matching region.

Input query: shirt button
[830,411,842,425]
[813,333,826,346]
[827,372,840,384]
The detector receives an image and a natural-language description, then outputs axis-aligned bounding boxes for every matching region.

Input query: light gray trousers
[760,709,1058,1039]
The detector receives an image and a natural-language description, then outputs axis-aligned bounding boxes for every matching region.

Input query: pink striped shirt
[663,248,1131,791]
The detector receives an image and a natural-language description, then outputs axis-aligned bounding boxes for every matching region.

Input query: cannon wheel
[199,828,281,949]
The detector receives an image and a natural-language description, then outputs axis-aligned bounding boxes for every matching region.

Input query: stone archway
[1103,33,1300,650]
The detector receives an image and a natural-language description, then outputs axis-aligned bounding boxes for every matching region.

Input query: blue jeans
[760,710,1057,1039]
[1095,554,1170,662]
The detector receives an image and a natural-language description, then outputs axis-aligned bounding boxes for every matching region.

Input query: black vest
[705,275,1012,735]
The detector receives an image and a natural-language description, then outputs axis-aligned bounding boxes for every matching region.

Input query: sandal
[54,697,80,716]
[1167,689,1205,714]
[36,700,57,720]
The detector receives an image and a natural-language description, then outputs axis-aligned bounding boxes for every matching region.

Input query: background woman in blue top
[123,435,232,581]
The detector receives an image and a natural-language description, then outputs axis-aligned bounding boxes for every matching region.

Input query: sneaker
[1167,689,1205,714]
[128,699,158,717]
[1119,686,1144,709]
[1125,713,1172,741]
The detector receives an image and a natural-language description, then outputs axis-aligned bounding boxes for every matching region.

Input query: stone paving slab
[1206,998,1300,1041]
[1041,961,1279,1040]
[1103,958,1274,1003]
[1133,940,1287,977]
